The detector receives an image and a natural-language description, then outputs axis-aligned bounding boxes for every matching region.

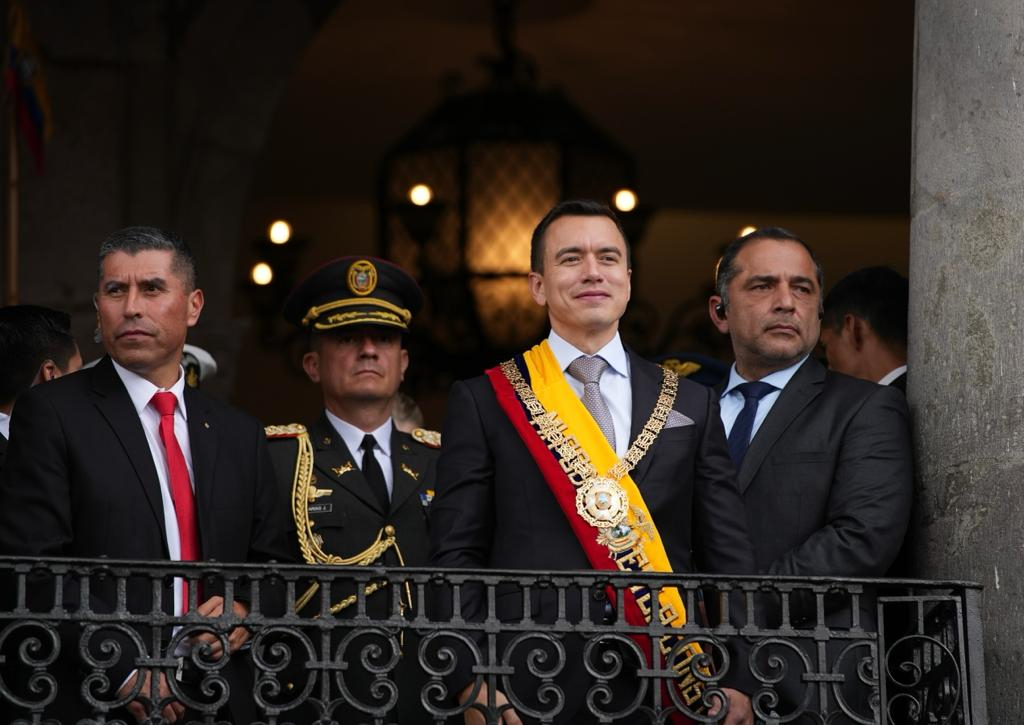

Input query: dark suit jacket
[429,349,756,716]
[889,370,907,393]
[0,356,290,719]
[735,357,913,614]
[0,431,6,472]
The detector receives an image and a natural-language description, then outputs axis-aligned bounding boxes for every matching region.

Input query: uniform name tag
[308,503,333,514]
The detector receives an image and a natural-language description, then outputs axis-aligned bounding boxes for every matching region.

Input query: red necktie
[150,391,200,612]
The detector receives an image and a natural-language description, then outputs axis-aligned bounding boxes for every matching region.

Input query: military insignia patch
[659,359,702,378]
[332,462,354,477]
[420,489,435,507]
[308,486,333,501]
[347,259,378,296]
[412,427,441,448]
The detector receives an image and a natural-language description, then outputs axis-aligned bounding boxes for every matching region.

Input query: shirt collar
[0,410,9,439]
[722,355,809,397]
[878,364,908,386]
[111,358,188,419]
[547,329,630,378]
[324,410,393,458]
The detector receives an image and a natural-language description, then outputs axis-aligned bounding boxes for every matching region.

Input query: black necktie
[360,434,390,512]
[727,381,777,466]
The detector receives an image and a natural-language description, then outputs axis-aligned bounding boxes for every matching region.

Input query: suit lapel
[738,357,824,492]
[627,349,661,485]
[90,357,167,539]
[311,415,386,516]
[389,428,425,513]
[184,387,218,554]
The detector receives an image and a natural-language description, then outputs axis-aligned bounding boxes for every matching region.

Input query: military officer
[266,256,439,723]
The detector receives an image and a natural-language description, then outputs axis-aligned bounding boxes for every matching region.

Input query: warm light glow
[408,183,433,206]
[613,188,638,213]
[739,225,757,237]
[251,262,274,286]
[268,220,292,244]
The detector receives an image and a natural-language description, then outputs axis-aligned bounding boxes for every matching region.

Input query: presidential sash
[486,341,707,713]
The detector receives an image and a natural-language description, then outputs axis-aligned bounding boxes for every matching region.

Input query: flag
[4,0,52,171]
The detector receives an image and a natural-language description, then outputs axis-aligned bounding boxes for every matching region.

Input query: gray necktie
[568,355,617,449]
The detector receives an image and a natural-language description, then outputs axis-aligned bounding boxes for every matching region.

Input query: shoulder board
[411,427,441,448]
[265,423,308,439]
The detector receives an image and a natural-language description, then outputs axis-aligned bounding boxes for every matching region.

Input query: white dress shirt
[325,411,395,498]
[547,330,632,458]
[111,360,194,616]
[0,410,9,440]
[719,356,808,440]
[878,365,908,386]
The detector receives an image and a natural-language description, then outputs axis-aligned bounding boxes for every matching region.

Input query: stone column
[910,1,1024,721]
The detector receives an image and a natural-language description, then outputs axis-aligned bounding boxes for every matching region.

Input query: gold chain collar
[499,359,678,528]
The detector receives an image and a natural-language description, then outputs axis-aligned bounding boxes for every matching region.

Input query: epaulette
[411,427,441,448]
[266,423,308,438]
[659,359,702,378]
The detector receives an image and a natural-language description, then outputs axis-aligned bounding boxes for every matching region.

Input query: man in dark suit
[0,304,82,470]
[430,200,756,725]
[267,256,439,722]
[708,228,913,722]
[820,266,909,392]
[0,305,82,723]
[0,227,290,723]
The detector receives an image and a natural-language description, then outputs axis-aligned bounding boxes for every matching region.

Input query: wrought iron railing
[0,557,985,724]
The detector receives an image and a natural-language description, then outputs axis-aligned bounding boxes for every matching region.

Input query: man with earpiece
[707,227,913,724]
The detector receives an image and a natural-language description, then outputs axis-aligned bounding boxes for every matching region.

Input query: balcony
[0,557,985,724]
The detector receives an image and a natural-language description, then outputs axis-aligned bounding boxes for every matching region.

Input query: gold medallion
[575,476,629,528]
[347,259,377,296]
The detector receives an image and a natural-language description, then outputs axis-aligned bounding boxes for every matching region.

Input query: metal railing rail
[0,557,985,725]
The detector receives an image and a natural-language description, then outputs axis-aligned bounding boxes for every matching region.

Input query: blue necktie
[727,381,777,466]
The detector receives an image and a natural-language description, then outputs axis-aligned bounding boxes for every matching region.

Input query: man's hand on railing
[190,595,251,658]
[117,669,184,723]
[707,687,753,725]
[459,681,523,724]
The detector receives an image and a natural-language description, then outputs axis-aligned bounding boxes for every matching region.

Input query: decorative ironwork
[0,557,986,724]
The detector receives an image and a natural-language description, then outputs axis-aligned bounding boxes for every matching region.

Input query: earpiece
[715,302,726,319]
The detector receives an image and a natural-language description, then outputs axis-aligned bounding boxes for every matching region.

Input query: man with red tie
[0,227,290,723]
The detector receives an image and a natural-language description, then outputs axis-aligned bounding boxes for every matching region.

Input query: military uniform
[267,416,438,600]
[265,256,440,723]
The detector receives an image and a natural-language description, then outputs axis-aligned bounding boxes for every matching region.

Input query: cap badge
[347,260,378,296]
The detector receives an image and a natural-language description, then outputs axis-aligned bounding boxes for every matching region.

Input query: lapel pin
[308,485,334,501]
[322,436,332,445]
[332,462,354,477]
[203,421,210,429]
[401,463,420,481]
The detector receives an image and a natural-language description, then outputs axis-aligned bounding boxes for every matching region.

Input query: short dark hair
[98,226,197,290]
[823,266,909,349]
[714,226,825,312]
[0,305,78,405]
[529,200,631,273]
